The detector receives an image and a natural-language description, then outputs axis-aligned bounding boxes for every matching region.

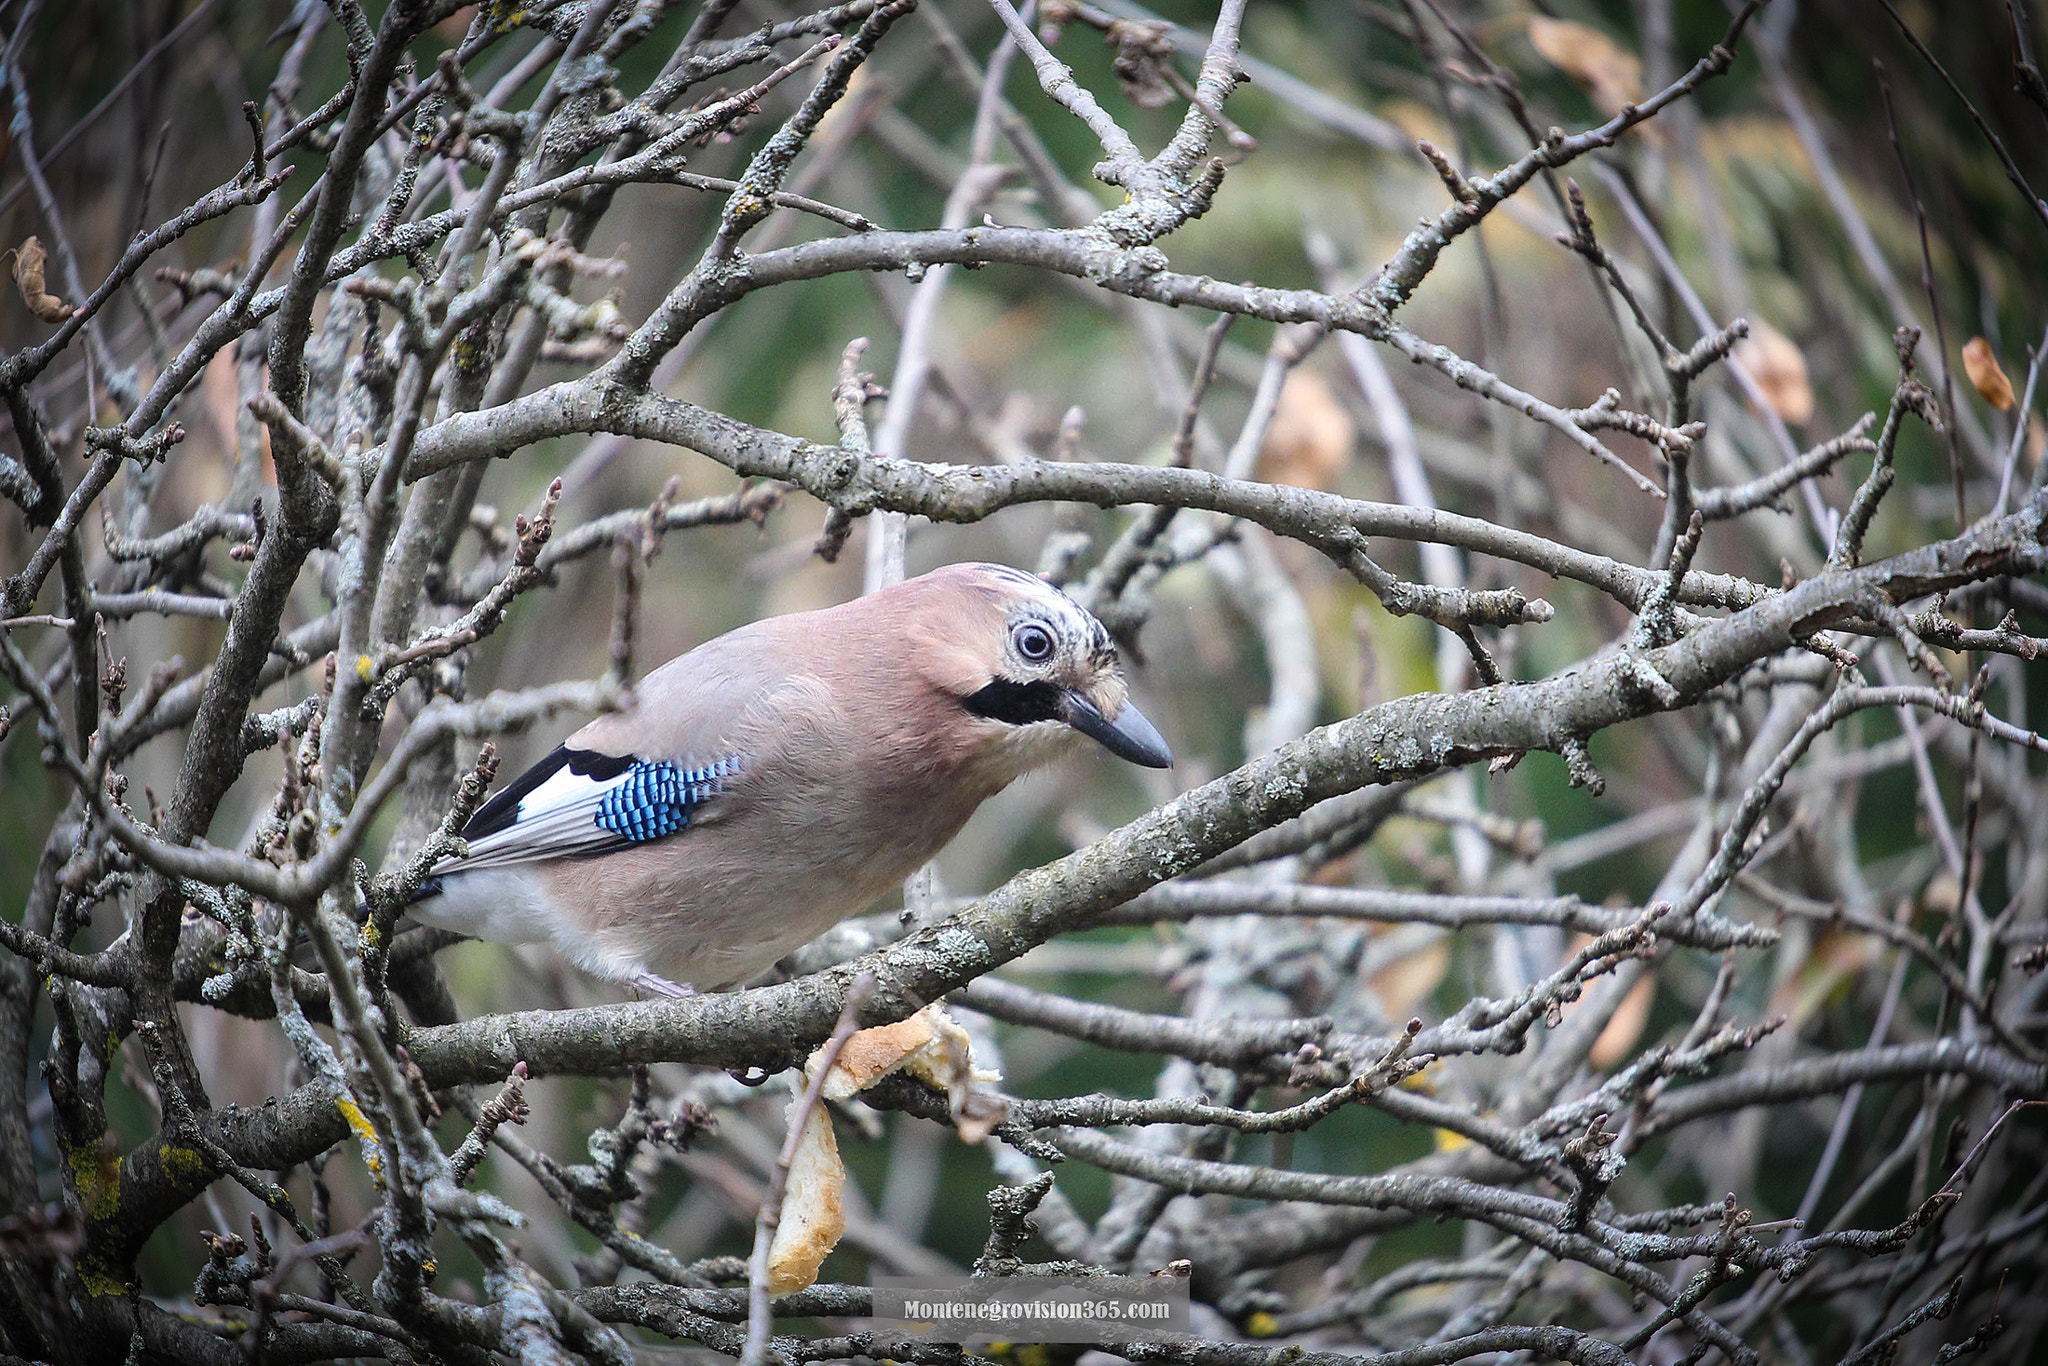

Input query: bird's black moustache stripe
[963,678,1064,726]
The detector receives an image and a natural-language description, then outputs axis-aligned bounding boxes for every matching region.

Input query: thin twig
[740,972,877,1366]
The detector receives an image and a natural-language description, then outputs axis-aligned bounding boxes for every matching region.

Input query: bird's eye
[1013,621,1056,662]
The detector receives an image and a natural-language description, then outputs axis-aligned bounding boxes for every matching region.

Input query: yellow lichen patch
[336,1095,386,1180]
[159,1145,211,1187]
[986,1344,1054,1366]
[356,654,375,682]
[76,1252,129,1299]
[337,1095,380,1144]
[65,1138,120,1219]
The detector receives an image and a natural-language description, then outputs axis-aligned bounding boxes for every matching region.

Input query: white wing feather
[438,764,638,872]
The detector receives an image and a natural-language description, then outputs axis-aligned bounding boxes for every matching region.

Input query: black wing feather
[463,745,635,841]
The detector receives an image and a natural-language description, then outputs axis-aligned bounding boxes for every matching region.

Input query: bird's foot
[627,969,696,999]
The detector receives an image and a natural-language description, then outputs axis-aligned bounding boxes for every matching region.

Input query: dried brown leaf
[10,236,75,323]
[768,1005,1002,1291]
[1588,973,1654,1070]
[1258,370,1355,491]
[1366,936,1449,1020]
[1528,17,1643,118]
[1962,337,2015,410]
[767,1100,844,1295]
[1768,929,1880,1028]
[1107,19,1177,108]
[433,4,479,40]
[1734,321,1814,425]
[820,1012,940,1097]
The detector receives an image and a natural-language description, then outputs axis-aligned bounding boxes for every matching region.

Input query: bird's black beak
[1059,689,1173,768]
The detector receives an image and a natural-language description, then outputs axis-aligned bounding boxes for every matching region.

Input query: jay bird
[407,562,1171,996]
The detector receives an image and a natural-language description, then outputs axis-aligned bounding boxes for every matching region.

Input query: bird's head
[907,562,1173,771]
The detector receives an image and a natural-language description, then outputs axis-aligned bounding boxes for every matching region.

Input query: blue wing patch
[594,757,740,843]
[436,748,742,876]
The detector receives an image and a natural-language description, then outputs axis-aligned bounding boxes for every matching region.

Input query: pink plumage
[409,563,1170,994]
